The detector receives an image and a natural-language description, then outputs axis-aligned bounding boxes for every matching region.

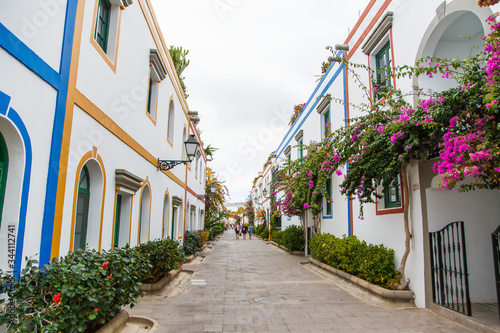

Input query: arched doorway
[138,185,151,244]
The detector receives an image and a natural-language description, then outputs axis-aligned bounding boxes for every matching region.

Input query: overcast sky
[151,0,370,204]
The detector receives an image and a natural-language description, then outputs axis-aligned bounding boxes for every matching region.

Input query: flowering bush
[135,238,184,283]
[0,246,148,332]
[289,103,306,125]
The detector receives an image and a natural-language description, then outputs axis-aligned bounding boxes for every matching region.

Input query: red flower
[94,308,99,313]
[179,261,183,266]
[53,292,61,304]
[283,235,285,237]
[102,261,108,270]
[109,274,113,279]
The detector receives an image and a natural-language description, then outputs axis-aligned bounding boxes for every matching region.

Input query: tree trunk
[397,162,411,290]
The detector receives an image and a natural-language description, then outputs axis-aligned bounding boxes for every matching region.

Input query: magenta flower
[303,203,310,209]
[335,170,342,176]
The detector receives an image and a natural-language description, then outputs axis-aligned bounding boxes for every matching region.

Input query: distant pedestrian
[242,224,248,240]
[248,224,253,240]
[235,225,239,239]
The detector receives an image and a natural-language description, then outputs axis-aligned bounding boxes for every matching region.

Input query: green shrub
[309,234,399,289]
[259,228,269,240]
[271,229,285,245]
[282,225,304,251]
[0,246,147,332]
[197,230,209,245]
[135,238,184,283]
[183,231,202,256]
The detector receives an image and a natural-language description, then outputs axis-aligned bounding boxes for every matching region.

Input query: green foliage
[0,246,147,332]
[282,225,305,251]
[271,229,285,246]
[169,45,190,99]
[183,231,202,256]
[309,234,400,289]
[197,230,209,245]
[135,238,184,283]
[258,227,269,240]
[206,222,224,241]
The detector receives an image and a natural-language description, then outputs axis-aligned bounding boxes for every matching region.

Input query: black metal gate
[429,221,471,316]
[491,225,500,323]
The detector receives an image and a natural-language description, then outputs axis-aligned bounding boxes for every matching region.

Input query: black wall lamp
[157,134,200,171]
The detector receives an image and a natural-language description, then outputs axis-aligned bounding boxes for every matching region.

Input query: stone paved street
[127,231,474,333]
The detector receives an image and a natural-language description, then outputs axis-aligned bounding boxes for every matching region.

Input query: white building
[0,0,206,276]
[267,0,500,316]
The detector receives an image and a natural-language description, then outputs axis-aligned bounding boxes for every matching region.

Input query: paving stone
[126,231,475,333]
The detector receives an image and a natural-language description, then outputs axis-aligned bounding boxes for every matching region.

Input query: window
[375,41,392,92]
[138,185,151,244]
[171,206,178,240]
[94,0,111,52]
[113,192,131,248]
[384,176,401,208]
[298,139,304,161]
[0,133,8,227]
[167,100,175,143]
[162,195,170,239]
[74,166,90,250]
[324,177,332,216]
[113,193,122,247]
[147,49,167,122]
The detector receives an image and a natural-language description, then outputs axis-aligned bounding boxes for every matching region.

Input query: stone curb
[309,257,415,302]
[429,304,498,333]
[138,268,181,292]
[96,310,129,333]
[268,241,305,256]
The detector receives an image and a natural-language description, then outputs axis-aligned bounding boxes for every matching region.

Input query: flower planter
[309,257,415,303]
[138,269,181,292]
[96,312,159,332]
[269,241,305,256]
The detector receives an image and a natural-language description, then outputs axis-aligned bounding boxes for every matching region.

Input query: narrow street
[127,231,473,333]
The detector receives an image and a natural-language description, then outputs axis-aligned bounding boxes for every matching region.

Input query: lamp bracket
[157,158,190,171]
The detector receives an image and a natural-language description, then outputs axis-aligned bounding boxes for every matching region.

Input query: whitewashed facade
[264,0,500,310]
[0,0,206,276]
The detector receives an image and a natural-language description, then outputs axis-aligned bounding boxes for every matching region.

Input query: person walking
[248,224,254,240]
[241,224,248,240]
[234,225,239,239]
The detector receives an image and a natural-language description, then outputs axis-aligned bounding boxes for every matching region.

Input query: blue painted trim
[0,23,60,90]
[342,63,352,237]
[276,51,342,159]
[276,64,344,160]
[39,0,78,265]
[4,107,33,279]
[0,91,11,116]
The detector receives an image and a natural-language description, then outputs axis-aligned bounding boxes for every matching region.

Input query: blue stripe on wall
[6,108,33,278]
[0,91,11,116]
[342,60,352,237]
[0,23,60,91]
[276,64,344,160]
[39,0,78,265]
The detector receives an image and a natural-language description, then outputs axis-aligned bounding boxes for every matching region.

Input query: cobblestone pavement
[127,231,473,333]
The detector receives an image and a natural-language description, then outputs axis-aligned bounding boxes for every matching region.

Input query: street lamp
[157,134,200,171]
[262,188,268,198]
[210,184,217,193]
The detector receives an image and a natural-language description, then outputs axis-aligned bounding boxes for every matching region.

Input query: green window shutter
[94,0,111,53]
[0,133,8,227]
[324,109,330,135]
[375,42,392,99]
[113,194,122,247]
[384,176,401,208]
[147,77,153,114]
[74,166,91,250]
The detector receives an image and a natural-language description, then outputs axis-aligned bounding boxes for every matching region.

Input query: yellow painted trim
[161,189,169,239]
[74,90,186,189]
[89,0,123,73]
[128,195,134,245]
[96,153,107,251]
[51,0,86,260]
[137,178,152,244]
[111,188,118,246]
[68,149,106,253]
[137,0,189,122]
